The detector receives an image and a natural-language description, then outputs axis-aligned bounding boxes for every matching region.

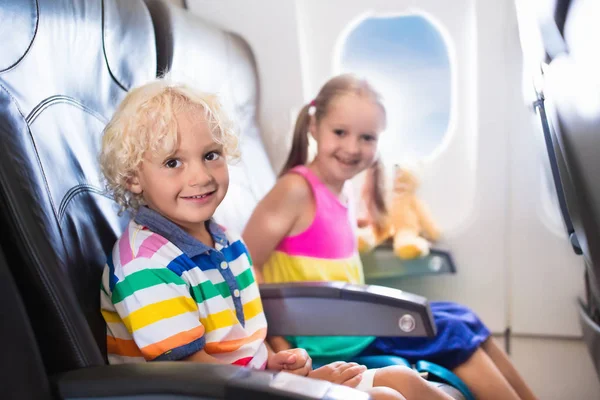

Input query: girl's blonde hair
[281,73,388,233]
[100,78,239,212]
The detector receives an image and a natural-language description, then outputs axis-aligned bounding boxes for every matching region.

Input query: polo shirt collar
[134,206,228,258]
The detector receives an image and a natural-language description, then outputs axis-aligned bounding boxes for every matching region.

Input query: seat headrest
[144,0,276,233]
[544,0,600,250]
[0,0,156,373]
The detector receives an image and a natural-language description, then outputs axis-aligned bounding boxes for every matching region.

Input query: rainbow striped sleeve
[102,227,205,362]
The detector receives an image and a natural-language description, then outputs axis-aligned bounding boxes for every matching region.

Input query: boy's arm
[183,339,285,366]
[108,256,207,362]
[183,349,227,364]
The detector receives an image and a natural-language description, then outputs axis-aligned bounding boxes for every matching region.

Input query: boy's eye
[362,134,377,142]
[205,151,222,161]
[333,129,345,136]
[164,159,182,169]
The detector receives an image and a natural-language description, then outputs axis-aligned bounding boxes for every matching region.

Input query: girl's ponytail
[363,159,388,235]
[280,103,312,176]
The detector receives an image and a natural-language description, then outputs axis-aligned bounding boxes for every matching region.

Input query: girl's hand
[308,361,367,388]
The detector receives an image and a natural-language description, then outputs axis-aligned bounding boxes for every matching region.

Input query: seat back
[0,0,156,374]
[144,0,276,234]
[0,246,52,400]
[538,0,600,306]
[516,0,600,378]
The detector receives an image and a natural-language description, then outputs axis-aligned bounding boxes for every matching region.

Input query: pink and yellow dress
[263,165,375,360]
[262,165,491,370]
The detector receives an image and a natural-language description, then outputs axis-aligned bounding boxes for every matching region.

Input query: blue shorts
[357,301,491,370]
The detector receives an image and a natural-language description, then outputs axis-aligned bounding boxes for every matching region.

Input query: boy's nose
[188,163,214,187]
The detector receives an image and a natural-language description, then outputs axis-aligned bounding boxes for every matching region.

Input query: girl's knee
[373,365,431,398]
[374,365,425,387]
[366,387,406,400]
[373,366,454,400]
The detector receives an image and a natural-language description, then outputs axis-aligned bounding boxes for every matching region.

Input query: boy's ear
[126,175,143,195]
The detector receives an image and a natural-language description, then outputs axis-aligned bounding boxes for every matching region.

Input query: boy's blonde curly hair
[99,78,239,213]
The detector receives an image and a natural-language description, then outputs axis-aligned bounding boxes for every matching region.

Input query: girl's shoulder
[270,171,313,207]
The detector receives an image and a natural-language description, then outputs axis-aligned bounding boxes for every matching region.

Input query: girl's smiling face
[310,94,385,184]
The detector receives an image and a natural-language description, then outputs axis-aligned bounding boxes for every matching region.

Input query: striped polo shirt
[100,206,268,368]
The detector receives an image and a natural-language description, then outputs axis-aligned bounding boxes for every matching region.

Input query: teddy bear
[357,165,440,259]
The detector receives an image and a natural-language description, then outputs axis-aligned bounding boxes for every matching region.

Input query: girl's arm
[268,335,293,352]
[242,173,312,277]
[243,174,312,351]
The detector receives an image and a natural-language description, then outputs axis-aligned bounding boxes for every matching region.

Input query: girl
[242,74,538,400]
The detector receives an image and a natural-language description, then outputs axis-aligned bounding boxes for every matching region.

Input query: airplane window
[338,14,452,164]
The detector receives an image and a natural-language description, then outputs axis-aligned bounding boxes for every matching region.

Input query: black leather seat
[516,0,600,380]
[0,246,53,400]
[0,0,157,372]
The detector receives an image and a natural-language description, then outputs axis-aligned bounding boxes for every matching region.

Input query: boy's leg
[365,387,406,400]
[481,338,538,400]
[372,365,454,400]
[453,347,522,400]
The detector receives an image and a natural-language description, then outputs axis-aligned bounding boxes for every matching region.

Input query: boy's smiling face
[128,105,229,238]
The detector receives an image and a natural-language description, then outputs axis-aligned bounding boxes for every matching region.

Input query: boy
[98,78,422,400]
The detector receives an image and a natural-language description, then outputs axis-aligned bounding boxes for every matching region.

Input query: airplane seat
[0,0,448,398]
[0,0,156,372]
[516,0,600,380]
[0,246,53,400]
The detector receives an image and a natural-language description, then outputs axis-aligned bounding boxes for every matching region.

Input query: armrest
[53,362,369,400]
[260,282,436,337]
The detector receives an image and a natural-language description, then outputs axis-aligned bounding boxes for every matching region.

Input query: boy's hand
[267,348,312,376]
[308,362,367,388]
